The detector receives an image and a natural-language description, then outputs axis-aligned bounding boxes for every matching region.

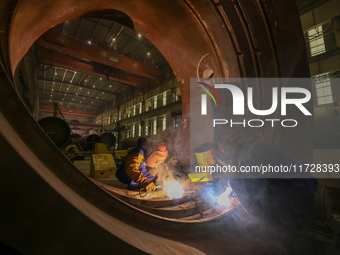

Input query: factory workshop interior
[1,0,340,254]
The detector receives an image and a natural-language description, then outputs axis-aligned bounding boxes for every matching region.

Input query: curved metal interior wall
[0,0,311,254]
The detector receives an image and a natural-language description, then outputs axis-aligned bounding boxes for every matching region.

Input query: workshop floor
[73,159,126,189]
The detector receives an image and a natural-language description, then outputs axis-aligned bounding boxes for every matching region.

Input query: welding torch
[139,185,162,197]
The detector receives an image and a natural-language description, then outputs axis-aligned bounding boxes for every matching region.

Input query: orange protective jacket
[124,148,153,188]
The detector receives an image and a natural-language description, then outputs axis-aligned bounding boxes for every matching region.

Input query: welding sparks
[217,186,233,207]
[163,181,184,199]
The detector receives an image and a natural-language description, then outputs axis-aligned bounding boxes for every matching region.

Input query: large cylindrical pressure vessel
[74,134,102,151]
[120,137,141,150]
[100,132,116,148]
[38,117,71,148]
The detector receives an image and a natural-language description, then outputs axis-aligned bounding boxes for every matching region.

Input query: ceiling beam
[38,47,150,87]
[39,99,99,111]
[66,122,101,127]
[38,89,107,103]
[37,30,163,80]
[67,121,102,130]
[104,23,118,42]
[39,104,97,118]
[37,78,117,96]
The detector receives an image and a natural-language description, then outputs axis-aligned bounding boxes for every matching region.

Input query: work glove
[150,176,158,183]
[145,182,157,192]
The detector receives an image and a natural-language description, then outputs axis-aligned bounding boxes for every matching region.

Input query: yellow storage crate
[114,150,128,157]
[90,154,117,178]
[93,143,108,154]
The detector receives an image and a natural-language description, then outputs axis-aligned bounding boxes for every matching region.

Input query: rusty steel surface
[92,178,199,207]
[92,178,240,221]
[1,0,312,254]
[111,194,239,220]
[9,0,312,163]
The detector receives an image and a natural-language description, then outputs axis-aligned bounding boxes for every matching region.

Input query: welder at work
[190,135,318,226]
[115,137,168,193]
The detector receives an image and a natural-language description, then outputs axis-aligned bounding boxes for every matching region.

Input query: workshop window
[163,92,167,106]
[138,123,141,136]
[308,25,326,57]
[132,105,136,116]
[153,96,158,109]
[145,123,149,136]
[153,118,157,135]
[139,102,142,114]
[131,124,135,137]
[162,116,167,131]
[315,75,333,105]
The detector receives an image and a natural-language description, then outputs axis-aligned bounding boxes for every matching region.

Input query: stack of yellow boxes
[90,143,116,178]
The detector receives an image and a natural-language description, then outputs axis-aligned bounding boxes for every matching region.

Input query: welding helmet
[217,135,241,159]
[146,144,168,168]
